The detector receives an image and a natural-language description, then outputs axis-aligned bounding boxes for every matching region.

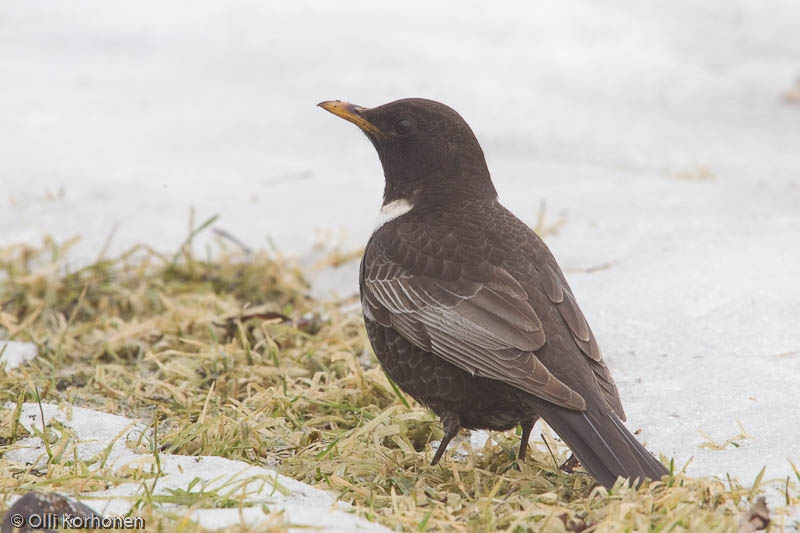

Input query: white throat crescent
[375,198,413,229]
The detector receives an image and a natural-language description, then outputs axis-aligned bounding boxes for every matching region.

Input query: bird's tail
[538,404,668,489]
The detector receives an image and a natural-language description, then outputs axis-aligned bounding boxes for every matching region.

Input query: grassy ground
[0,229,794,531]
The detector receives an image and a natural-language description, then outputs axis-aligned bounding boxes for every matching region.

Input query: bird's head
[319,98,495,206]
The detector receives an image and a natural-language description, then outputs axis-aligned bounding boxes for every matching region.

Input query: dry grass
[0,228,796,532]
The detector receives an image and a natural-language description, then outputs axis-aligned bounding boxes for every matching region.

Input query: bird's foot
[560,453,581,473]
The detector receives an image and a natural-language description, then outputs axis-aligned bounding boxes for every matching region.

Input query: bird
[318,98,667,489]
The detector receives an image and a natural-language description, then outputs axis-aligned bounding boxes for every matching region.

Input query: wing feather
[363,262,587,411]
[539,260,625,417]
[361,217,622,416]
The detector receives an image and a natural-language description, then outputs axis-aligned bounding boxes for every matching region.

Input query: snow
[0,342,37,370]
[4,403,387,532]
[1,0,799,526]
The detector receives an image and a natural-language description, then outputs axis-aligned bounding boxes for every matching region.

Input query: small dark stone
[2,492,100,533]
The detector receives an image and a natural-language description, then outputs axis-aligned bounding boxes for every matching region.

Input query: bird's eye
[393,119,414,135]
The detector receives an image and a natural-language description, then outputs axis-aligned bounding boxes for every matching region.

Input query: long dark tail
[538,404,668,489]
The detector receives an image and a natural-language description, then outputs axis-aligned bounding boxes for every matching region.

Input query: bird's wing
[540,263,625,418]
[362,236,589,411]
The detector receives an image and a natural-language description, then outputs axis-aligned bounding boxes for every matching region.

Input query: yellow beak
[318,100,384,137]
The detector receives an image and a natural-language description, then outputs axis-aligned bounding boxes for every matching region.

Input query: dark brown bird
[318,98,667,488]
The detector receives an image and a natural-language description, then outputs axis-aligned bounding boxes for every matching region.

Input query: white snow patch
[0,341,37,370]
[5,403,387,532]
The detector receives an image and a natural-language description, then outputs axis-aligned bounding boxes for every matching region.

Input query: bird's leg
[517,417,539,462]
[430,412,461,465]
